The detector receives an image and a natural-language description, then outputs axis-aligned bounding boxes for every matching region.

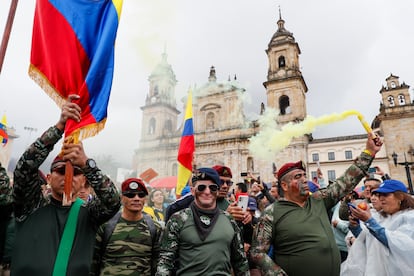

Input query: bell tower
[374,74,414,185]
[380,74,411,109]
[140,52,180,140]
[264,10,308,124]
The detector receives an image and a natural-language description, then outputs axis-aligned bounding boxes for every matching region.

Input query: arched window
[387,96,395,107]
[206,112,215,130]
[165,119,172,133]
[278,56,286,68]
[247,157,254,172]
[149,118,156,134]
[279,95,291,115]
[154,85,159,95]
[398,94,406,105]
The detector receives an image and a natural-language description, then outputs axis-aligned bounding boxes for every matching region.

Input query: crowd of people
[1,97,414,276]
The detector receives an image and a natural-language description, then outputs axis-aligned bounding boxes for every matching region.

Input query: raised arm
[314,134,383,210]
[250,205,288,276]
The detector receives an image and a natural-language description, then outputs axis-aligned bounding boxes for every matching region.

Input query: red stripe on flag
[177,135,194,170]
[30,0,91,106]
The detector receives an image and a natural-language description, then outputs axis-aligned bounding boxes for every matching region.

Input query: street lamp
[392,152,414,195]
[24,126,37,147]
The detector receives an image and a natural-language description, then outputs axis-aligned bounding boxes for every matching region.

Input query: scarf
[190,201,220,241]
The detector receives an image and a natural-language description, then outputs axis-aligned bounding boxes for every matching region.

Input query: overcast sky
[1,0,413,169]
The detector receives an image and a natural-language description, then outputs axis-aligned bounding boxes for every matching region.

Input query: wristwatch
[85,158,97,170]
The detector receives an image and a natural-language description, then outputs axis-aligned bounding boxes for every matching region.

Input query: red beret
[212,165,232,178]
[277,161,306,180]
[50,155,65,172]
[121,178,148,195]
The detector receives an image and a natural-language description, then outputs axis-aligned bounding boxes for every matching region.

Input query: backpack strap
[102,211,122,250]
[143,213,156,245]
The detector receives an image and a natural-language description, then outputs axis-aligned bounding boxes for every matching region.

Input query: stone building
[372,74,414,192]
[133,13,413,190]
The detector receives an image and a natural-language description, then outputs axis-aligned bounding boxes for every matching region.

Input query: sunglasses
[196,184,219,192]
[220,179,233,186]
[52,166,83,176]
[122,191,147,198]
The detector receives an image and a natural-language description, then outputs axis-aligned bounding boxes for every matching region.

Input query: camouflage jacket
[157,207,250,276]
[91,213,162,276]
[250,151,374,276]
[0,163,12,206]
[13,126,121,224]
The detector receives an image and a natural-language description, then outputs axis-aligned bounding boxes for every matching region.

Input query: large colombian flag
[29,0,123,139]
[176,90,195,196]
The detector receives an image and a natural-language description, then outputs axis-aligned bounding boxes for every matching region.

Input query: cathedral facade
[133,14,414,189]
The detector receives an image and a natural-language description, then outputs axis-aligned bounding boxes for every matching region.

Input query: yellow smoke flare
[248,109,373,161]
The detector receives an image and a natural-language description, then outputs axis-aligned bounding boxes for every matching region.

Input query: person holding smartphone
[341,179,414,275]
[157,168,249,275]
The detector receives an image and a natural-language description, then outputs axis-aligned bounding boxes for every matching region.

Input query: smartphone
[368,167,376,173]
[237,195,249,211]
[316,161,320,168]
[347,202,359,223]
[240,172,248,177]
[347,202,356,209]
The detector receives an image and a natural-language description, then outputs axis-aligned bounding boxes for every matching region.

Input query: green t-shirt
[272,197,341,276]
[177,213,235,275]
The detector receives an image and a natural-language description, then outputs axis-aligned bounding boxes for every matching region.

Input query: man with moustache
[157,168,249,276]
[250,135,383,276]
[91,178,162,276]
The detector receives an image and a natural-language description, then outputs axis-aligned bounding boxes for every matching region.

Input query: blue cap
[373,179,407,194]
[192,167,221,186]
[248,197,257,211]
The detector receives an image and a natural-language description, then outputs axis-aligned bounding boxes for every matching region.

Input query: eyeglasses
[196,184,219,192]
[220,179,233,186]
[52,166,84,176]
[122,191,147,198]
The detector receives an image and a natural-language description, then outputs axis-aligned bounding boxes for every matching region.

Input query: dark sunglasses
[220,180,233,186]
[122,191,147,198]
[52,166,83,176]
[196,184,219,192]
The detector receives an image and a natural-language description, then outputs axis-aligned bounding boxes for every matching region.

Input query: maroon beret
[212,165,232,178]
[121,178,148,195]
[50,155,65,172]
[277,161,306,180]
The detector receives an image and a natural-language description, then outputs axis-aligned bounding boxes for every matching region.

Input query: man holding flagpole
[12,96,121,276]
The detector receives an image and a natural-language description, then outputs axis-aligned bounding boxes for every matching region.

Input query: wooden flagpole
[0,0,19,74]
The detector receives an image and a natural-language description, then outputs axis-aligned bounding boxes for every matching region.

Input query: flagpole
[0,0,19,74]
